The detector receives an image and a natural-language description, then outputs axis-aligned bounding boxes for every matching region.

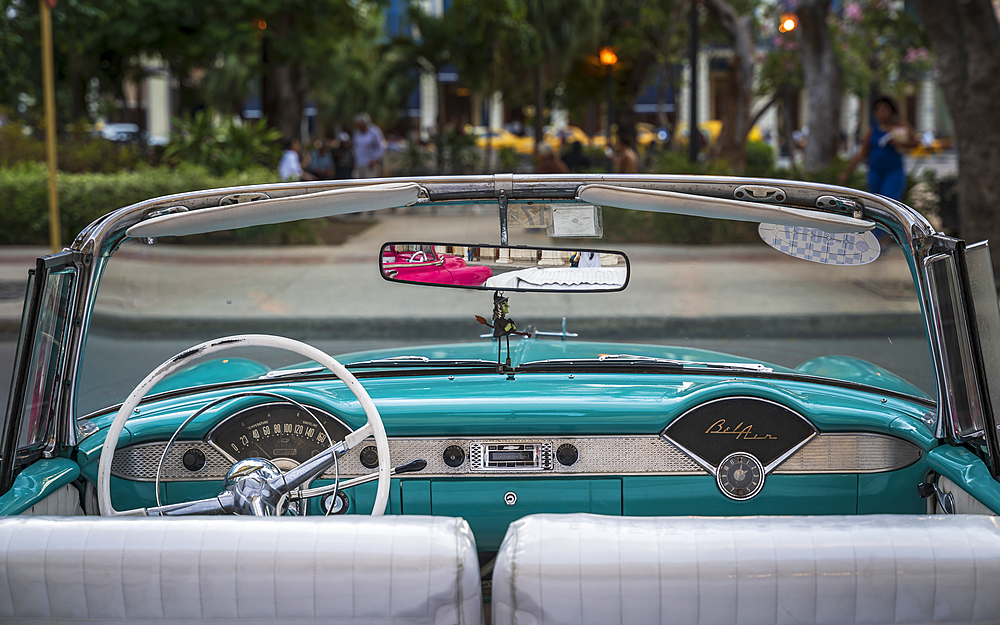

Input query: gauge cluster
[207,403,352,465]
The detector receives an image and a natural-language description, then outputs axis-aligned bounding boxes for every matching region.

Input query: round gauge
[208,403,351,465]
[716,452,765,500]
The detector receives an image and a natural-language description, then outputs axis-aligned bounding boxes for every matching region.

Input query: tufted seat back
[492,513,1000,625]
[0,515,481,624]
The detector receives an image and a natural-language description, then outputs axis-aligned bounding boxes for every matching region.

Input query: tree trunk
[265,63,303,140]
[701,0,754,173]
[533,66,544,156]
[797,0,842,171]
[664,63,678,151]
[656,64,669,132]
[260,16,304,140]
[617,53,654,150]
[912,0,1000,286]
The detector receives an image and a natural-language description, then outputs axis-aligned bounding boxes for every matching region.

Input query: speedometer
[207,403,352,465]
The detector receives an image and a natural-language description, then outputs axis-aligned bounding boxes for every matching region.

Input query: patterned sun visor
[758,223,881,265]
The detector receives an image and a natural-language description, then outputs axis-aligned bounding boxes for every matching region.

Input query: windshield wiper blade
[599,354,772,372]
[258,366,326,380]
[345,357,499,369]
[519,354,772,373]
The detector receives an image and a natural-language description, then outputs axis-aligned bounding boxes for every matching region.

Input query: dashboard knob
[359,445,379,469]
[182,448,206,472]
[556,443,579,466]
[443,445,466,467]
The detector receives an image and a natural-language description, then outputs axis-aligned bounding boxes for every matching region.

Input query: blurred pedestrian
[305,139,334,180]
[333,132,354,179]
[562,141,590,172]
[839,96,918,200]
[535,144,569,174]
[352,113,386,178]
[278,138,314,181]
[611,137,638,173]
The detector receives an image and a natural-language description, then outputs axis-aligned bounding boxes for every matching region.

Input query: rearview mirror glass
[380,242,629,292]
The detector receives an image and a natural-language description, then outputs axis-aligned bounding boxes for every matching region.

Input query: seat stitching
[120,521,131,618]
[271,523,278,619]
[928,522,937,622]
[0,524,16,615]
[312,521,319,619]
[42,523,54,619]
[79,522,94,619]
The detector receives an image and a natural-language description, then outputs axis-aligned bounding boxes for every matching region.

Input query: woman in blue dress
[840,96,919,200]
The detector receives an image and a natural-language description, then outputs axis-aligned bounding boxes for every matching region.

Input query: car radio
[470,442,553,471]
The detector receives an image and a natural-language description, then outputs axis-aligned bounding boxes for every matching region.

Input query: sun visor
[126,182,421,239]
[577,184,875,234]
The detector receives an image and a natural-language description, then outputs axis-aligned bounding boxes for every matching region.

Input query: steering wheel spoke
[144,493,234,516]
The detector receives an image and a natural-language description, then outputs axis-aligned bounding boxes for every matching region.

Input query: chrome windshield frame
[43,174,948,452]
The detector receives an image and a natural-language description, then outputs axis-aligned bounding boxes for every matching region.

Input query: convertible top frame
[6,173,996,497]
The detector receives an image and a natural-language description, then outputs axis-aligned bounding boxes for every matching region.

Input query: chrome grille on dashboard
[771,433,921,473]
[108,433,921,481]
[110,441,231,482]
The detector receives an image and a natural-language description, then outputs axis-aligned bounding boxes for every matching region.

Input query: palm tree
[524,0,604,155]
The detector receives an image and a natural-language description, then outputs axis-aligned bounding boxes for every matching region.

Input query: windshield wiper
[258,367,326,380]
[345,356,499,369]
[519,354,773,373]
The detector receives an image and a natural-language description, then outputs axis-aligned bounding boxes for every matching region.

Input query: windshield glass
[76,203,935,416]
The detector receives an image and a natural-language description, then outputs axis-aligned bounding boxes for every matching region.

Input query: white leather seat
[492,513,1000,625]
[0,515,481,625]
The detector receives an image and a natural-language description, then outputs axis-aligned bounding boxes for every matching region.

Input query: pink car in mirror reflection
[382,245,492,286]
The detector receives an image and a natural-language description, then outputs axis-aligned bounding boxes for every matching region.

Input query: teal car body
[3,174,1000,555]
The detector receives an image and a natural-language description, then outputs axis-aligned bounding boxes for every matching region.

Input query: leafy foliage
[163,112,282,176]
[0,162,276,245]
[0,123,147,173]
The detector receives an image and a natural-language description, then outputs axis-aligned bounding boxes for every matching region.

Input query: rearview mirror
[380,242,630,292]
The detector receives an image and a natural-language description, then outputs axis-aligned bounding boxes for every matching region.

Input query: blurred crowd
[279,112,386,181]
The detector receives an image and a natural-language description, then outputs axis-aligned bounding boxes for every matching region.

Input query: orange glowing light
[778,13,797,33]
[255,18,267,30]
[599,47,618,66]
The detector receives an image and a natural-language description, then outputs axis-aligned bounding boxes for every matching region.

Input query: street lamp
[600,47,617,145]
[778,13,797,33]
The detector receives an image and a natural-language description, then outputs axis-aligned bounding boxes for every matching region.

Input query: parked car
[381,243,492,286]
[3,174,1000,623]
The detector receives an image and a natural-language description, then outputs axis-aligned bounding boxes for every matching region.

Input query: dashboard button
[443,445,466,467]
[556,443,579,466]
[182,448,206,472]
[360,445,379,469]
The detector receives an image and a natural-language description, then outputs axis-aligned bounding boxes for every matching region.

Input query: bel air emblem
[705,419,777,440]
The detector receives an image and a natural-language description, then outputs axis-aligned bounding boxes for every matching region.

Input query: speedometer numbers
[208,404,351,465]
[716,452,764,500]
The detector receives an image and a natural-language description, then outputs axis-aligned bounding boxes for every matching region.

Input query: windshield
[76,203,935,416]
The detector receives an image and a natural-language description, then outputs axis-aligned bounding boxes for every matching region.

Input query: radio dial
[556,443,579,466]
[443,445,466,467]
[359,445,379,469]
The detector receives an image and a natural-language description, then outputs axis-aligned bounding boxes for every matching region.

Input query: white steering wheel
[97,335,390,517]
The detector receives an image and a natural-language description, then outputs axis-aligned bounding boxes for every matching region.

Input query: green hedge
[0,163,277,245]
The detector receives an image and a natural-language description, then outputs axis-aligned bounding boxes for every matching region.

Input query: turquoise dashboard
[68,341,944,550]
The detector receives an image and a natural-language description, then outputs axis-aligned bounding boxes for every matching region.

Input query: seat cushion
[492,513,1000,625]
[0,515,480,624]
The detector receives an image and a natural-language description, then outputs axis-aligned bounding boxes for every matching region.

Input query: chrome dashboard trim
[110,432,922,482]
[771,432,921,474]
[111,441,231,482]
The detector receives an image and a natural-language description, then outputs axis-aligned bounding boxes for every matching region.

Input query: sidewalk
[0,207,922,340]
